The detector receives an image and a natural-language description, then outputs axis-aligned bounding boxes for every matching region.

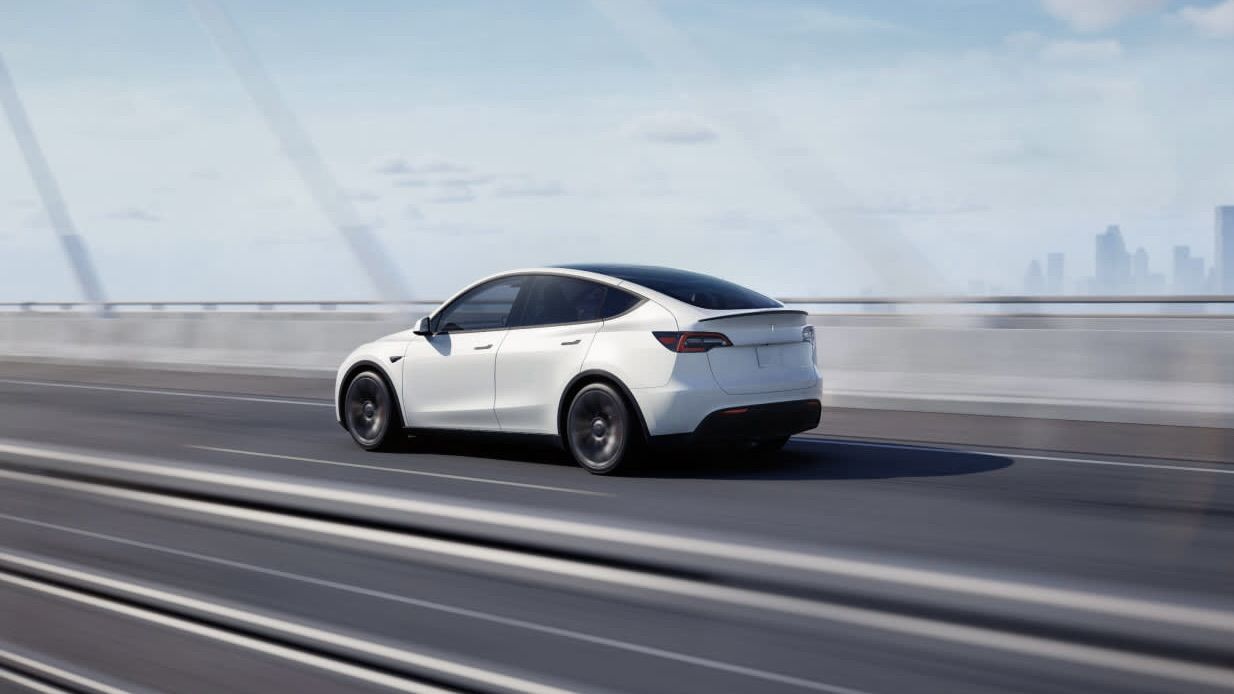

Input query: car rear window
[563,265,780,310]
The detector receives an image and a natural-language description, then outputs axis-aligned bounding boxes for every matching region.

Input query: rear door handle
[474,344,493,350]
[560,339,581,346]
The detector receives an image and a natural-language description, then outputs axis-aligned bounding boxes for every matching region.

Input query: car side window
[515,276,614,328]
[433,277,525,333]
[599,286,640,319]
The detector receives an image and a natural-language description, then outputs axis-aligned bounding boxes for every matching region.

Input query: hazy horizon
[2,0,1233,301]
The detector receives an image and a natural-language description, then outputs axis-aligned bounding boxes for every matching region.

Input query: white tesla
[335,265,822,474]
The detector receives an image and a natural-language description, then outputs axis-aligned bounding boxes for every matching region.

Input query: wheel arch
[337,360,404,428]
[557,370,650,443]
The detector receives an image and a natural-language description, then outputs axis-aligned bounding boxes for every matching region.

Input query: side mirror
[413,316,433,336]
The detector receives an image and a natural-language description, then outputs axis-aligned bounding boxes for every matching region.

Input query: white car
[335,265,822,474]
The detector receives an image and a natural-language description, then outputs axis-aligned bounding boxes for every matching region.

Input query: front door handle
[560,339,581,346]
[474,344,493,350]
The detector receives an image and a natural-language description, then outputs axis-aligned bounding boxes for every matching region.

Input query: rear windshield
[563,265,780,310]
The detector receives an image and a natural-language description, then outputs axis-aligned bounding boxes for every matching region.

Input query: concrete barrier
[2,310,1231,428]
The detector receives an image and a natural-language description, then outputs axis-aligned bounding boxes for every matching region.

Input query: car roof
[555,264,717,284]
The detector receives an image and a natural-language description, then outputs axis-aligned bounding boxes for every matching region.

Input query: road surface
[0,362,1231,693]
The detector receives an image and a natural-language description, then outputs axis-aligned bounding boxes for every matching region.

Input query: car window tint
[599,287,640,318]
[435,277,524,332]
[516,275,610,327]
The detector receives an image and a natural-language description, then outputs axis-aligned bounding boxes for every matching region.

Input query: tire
[343,370,402,451]
[750,435,790,455]
[565,382,638,475]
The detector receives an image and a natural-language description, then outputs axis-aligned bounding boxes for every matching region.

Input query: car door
[494,274,615,434]
[402,275,527,431]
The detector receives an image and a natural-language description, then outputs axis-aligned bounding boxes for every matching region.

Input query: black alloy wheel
[566,382,636,474]
[345,371,399,450]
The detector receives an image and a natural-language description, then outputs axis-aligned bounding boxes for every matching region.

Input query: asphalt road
[1,362,1232,693]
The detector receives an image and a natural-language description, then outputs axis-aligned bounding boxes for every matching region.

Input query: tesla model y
[335,265,822,474]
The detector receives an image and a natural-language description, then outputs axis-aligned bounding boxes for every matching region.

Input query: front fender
[334,344,409,424]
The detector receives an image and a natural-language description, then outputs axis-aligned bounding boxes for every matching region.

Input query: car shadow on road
[392,433,1013,481]
[631,438,1014,481]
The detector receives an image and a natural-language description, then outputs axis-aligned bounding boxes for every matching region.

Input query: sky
[1,0,1233,301]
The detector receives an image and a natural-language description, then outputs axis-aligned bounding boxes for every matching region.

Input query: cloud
[1040,39,1124,61]
[1003,33,1124,61]
[1177,0,1234,37]
[190,168,221,181]
[404,205,424,221]
[494,180,566,197]
[1040,0,1164,31]
[106,207,160,222]
[345,189,380,202]
[437,174,496,187]
[394,179,431,188]
[416,222,499,236]
[373,156,468,175]
[428,186,475,204]
[792,8,903,34]
[622,112,717,144]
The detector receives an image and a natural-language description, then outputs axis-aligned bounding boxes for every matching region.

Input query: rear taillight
[802,325,817,361]
[653,331,732,353]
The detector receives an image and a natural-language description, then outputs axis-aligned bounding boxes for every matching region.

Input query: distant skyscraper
[1046,253,1064,294]
[1132,247,1150,292]
[1094,225,1131,294]
[1024,259,1045,294]
[1217,206,1234,294]
[1173,246,1206,294]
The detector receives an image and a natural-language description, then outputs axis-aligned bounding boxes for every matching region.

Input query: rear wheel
[566,383,637,475]
[344,371,401,450]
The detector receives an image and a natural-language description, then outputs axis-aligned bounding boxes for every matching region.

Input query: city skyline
[1019,204,1234,295]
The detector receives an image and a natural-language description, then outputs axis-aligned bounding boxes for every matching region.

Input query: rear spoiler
[697,309,808,322]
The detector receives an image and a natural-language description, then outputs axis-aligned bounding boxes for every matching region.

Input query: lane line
[0,667,72,694]
[0,557,554,694]
[0,572,450,694]
[798,437,1234,475]
[188,445,607,497]
[3,440,1232,637]
[0,379,331,407]
[0,512,860,694]
[1,513,1232,690]
[0,647,125,694]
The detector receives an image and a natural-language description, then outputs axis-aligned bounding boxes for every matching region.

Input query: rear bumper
[652,399,821,445]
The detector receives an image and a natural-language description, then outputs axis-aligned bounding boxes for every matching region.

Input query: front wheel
[344,371,401,450]
[565,383,638,475]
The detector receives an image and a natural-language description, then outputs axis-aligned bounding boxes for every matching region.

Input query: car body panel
[403,329,508,431]
[495,321,602,433]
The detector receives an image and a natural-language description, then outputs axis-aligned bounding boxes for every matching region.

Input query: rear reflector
[720,407,749,415]
[652,331,732,353]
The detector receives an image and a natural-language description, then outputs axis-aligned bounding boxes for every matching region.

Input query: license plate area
[756,345,782,368]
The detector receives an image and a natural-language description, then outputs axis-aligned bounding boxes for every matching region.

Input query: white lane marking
[0,574,448,694]
[2,440,1232,637]
[0,512,862,694]
[0,552,564,694]
[1010,452,1234,475]
[0,668,69,694]
[188,446,608,497]
[0,647,125,694]
[0,499,1231,691]
[798,437,1234,475]
[0,379,331,408]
